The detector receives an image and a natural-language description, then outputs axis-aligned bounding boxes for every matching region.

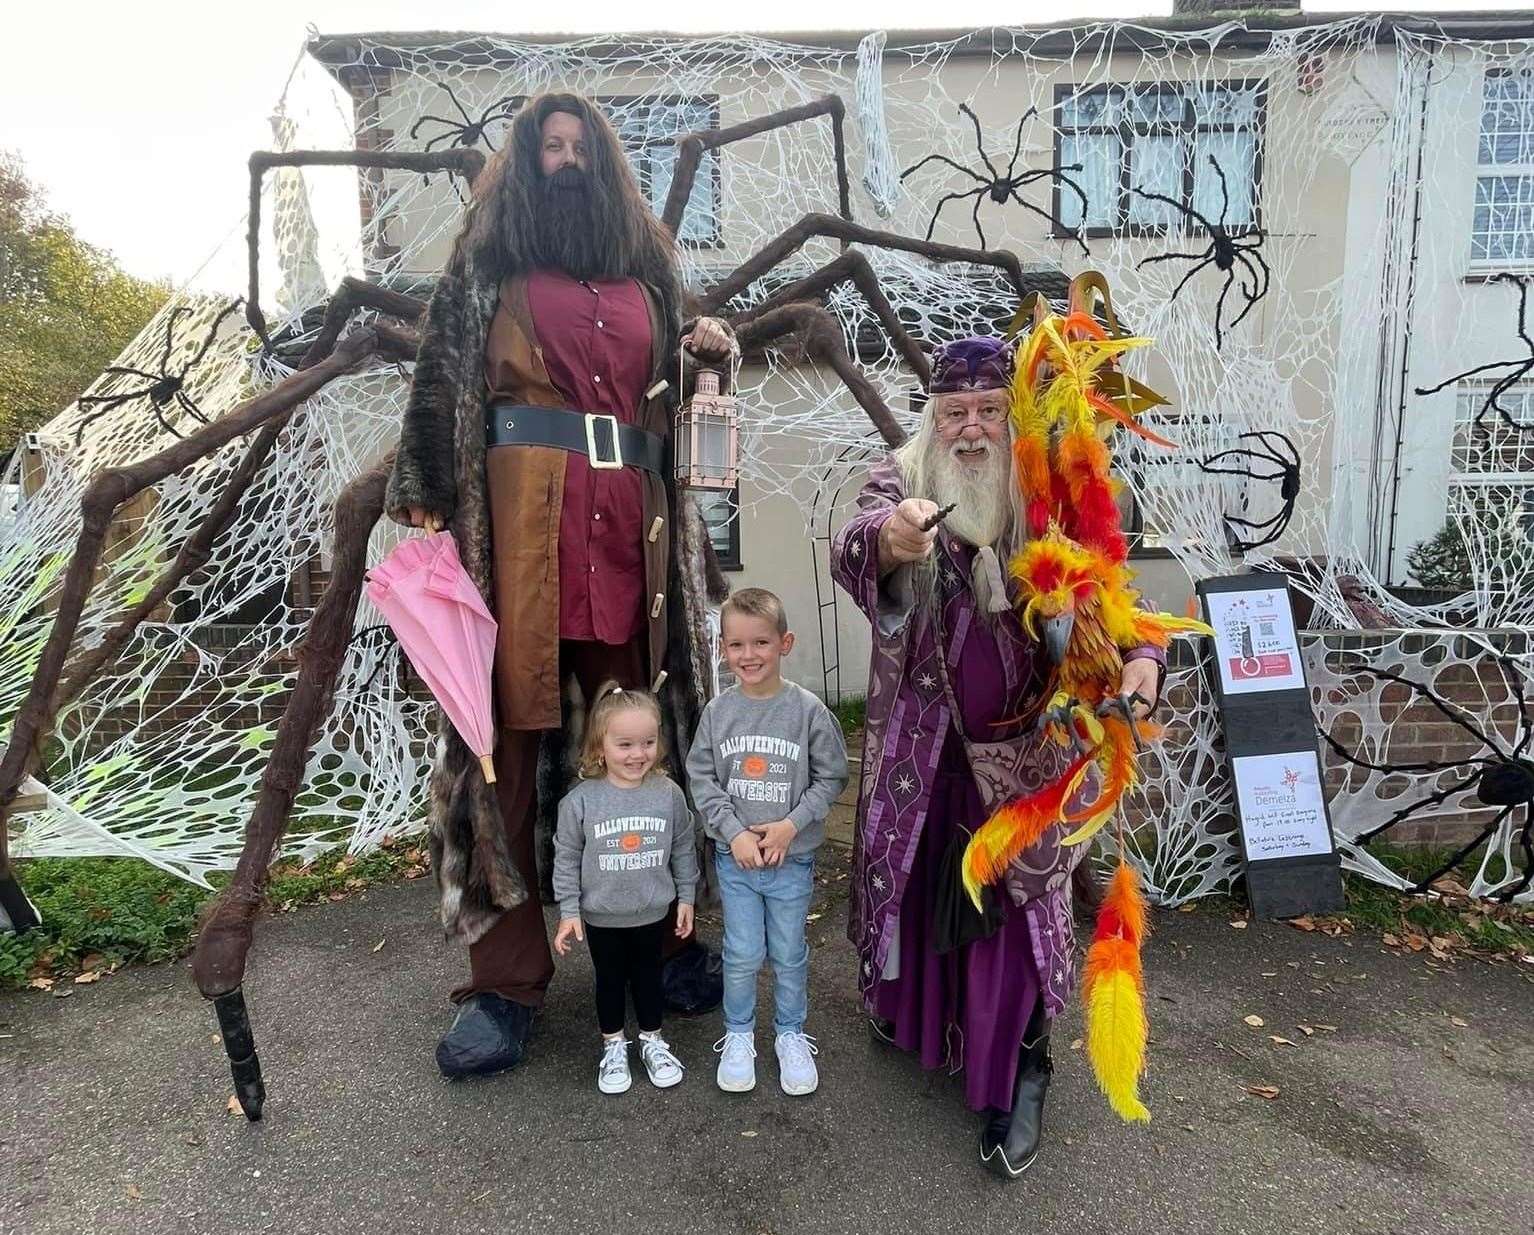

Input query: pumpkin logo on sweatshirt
[741,754,768,779]
[621,832,643,853]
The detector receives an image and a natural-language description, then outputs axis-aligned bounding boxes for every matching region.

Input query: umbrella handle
[479,754,497,784]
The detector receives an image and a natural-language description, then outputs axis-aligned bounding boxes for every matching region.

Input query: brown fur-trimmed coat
[384,250,724,944]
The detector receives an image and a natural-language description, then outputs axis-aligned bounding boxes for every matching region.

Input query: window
[1473,68,1534,266]
[694,486,741,569]
[1054,82,1264,237]
[1447,384,1534,545]
[606,97,720,245]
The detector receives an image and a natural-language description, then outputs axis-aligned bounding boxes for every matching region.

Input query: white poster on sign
[1230,751,1333,860]
[1204,588,1306,695]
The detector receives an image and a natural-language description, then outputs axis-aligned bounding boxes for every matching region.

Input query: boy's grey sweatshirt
[685,680,849,856]
[553,775,698,928]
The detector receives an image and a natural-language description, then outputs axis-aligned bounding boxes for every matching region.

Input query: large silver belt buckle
[584,413,624,470]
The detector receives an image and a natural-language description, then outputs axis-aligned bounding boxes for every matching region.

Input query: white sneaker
[775,1032,819,1096]
[714,1031,757,1092]
[597,1037,632,1094]
[638,1033,685,1089]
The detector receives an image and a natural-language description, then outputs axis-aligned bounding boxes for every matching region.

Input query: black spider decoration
[1200,430,1301,553]
[1319,651,1534,902]
[900,104,1090,255]
[74,299,244,444]
[408,83,520,152]
[1413,272,1534,435]
[1133,155,1271,350]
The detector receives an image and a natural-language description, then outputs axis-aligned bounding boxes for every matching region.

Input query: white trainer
[639,1033,685,1089]
[714,1031,757,1092]
[597,1037,632,1094]
[775,1032,819,1096]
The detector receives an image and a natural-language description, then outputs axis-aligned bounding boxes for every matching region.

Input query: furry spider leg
[918,186,989,242]
[173,389,211,427]
[1225,248,1272,333]
[958,101,1003,183]
[1411,804,1517,895]
[1140,242,1219,304]
[900,152,990,186]
[1213,268,1236,350]
[1507,807,1534,900]
[1506,656,1534,759]
[1004,168,1092,256]
[970,190,990,250]
[185,299,245,371]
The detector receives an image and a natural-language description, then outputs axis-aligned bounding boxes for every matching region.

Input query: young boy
[686,587,849,1096]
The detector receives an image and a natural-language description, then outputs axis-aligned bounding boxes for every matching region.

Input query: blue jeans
[715,845,815,1037]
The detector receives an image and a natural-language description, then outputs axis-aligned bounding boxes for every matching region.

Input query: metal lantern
[674,345,741,491]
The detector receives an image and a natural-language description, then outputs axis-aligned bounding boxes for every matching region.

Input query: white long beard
[929,439,1010,549]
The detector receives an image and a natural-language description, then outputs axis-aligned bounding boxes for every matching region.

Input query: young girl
[553,683,699,1093]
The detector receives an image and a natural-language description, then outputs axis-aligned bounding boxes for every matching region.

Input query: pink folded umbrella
[365,531,498,784]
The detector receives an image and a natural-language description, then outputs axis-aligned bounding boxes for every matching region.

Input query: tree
[0,151,169,456]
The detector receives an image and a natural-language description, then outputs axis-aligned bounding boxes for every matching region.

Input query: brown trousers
[452,637,645,1005]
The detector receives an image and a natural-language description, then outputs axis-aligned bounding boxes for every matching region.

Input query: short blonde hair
[720,587,788,637]
[578,681,666,779]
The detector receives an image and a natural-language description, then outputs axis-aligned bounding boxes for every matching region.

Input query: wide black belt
[486,402,665,476]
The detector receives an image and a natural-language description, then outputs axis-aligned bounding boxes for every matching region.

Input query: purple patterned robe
[831,459,1084,1019]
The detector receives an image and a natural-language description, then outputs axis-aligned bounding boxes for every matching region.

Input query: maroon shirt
[523,270,653,645]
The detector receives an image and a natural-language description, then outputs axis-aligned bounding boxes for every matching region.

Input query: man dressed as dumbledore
[832,337,1165,1177]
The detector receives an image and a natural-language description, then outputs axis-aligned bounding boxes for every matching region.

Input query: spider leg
[420,129,458,155]
[970,191,989,251]
[1414,357,1525,399]
[185,299,243,371]
[408,113,459,142]
[1005,188,1090,257]
[1005,106,1037,180]
[1213,270,1235,349]
[922,187,986,242]
[1335,657,1504,753]
[1407,805,1515,895]
[1129,185,1222,235]
[1224,258,1265,336]
[1498,804,1534,900]
[159,306,193,375]
[1208,154,1232,229]
[73,392,141,444]
[175,389,211,427]
[439,82,474,127]
[900,153,988,185]
[1502,654,1534,759]
[1158,251,1217,305]
[1137,244,1214,270]
[958,102,1001,182]
[1487,362,1534,434]
[1353,775,1483,846]
[149,401,184,441]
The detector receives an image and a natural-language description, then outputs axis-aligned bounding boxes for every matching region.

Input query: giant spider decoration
[1319,651,1534,902]
[901,103,1089,254]
[1133,155,1271,350]
[408,82,520,151]
[73,299,244,444]
[0,90,1076,1121]
[1200,430,1301,552]
[1413,272,1534,435]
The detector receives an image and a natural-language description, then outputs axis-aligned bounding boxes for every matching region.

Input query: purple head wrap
[928,336,1014,394]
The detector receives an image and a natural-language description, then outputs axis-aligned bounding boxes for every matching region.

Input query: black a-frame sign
[1197,572,1345,919]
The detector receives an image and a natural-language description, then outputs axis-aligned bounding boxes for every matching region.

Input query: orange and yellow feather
[1082,861,1152,1122]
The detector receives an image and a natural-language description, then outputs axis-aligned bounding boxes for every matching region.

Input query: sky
[4,1,1531,290]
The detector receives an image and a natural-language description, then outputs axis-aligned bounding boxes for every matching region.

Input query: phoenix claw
[1096,692,1150,751]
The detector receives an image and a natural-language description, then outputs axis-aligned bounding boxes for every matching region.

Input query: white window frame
[1471,67,1534,272]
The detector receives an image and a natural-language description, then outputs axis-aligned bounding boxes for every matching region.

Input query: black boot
[979,1026,1052,1178]
[435,993,535,1079]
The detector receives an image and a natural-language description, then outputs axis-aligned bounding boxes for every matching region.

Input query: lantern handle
[680,331,742,399]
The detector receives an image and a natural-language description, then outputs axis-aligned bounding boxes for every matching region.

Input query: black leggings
[586,919,666,1036]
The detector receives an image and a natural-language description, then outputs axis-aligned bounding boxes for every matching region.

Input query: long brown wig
[453,92,682,333]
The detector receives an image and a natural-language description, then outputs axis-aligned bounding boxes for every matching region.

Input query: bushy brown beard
[528,166,609,280]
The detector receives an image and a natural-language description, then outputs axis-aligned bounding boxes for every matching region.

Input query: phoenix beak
[1041,612,1074,664]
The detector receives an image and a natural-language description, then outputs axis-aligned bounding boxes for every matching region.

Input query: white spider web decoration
[3,20,1531,903]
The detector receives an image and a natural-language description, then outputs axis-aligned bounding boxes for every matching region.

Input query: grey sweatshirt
[553,775,699,928]
[685,680,849,856]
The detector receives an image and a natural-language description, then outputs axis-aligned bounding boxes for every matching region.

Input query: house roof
[307,11,1534,70]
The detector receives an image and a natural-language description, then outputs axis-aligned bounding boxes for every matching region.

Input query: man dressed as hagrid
[832,336,1167,1178]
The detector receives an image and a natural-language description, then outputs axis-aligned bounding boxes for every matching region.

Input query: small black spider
[1319,651,1534,902]
[1199,430,1301,553]
[1414,272,1534,435]
[1133,155,1271,350]
[74,299,244,444]
[409,83,519,152]
[900,103,1089,255]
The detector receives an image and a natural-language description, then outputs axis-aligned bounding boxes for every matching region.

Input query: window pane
[1192,84,1260,128]
[1061,88,1115,129]
[609,99,718,242]
[1129,86,1184,126]
[1127,134,1181,226]
[1060,132,1118,229]
[1192,130,1257,227]
[1472,174,1534,263]
[1480,70,1534,166]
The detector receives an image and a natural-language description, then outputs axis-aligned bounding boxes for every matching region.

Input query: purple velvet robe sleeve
[830,460,916,640]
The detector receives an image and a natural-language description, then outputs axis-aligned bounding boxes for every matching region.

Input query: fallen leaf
[1269,1035,1298,1047]
[1311,1023,1338,1033]
[372,939,386,953]
[1177,903,1197,913]
[805,912,822,922]
[51,988,74,1000]
[1450,1016,1469,1028]
[740,1130,758,1138]
[1382,933,1401,947]
[125,1184,142,1201]
[183,1134,201,1146]
[1406,934,1427,953]
[1245,1084,1281,1100]
[226,1095,243,1116]
[1229,919,1248,930]
[1297,1024,1316,1037]
[1289,915,1317,932]
[28,977,54,991]
[1243,1014,1265,1028]
[73,971,101,985]
[1069,1037,1083,1051]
